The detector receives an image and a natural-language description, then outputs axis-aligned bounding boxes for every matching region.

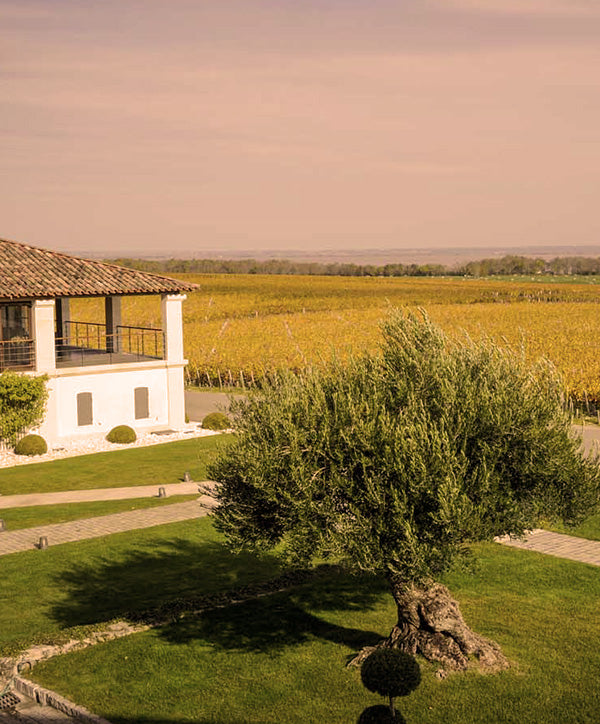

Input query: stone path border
[496,528,600,566]
[0,498,214,556]
[11,676,113,724]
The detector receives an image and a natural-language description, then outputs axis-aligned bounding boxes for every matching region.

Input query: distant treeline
[106,254,600,277]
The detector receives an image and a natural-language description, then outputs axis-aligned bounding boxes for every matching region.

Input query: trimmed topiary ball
[361,649,421,699]
[106,425,137,444]
[14,434,47,456]
[357,705,406,724]
[202,412,231,430]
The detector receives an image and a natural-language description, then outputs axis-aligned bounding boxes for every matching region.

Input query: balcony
[55,321,164,368]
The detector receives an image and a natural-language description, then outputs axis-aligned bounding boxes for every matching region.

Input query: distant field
[73,275,600,402]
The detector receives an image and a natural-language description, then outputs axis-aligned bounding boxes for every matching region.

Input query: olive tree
[209,312,600,670]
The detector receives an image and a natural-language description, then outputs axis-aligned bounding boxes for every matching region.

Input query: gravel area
[0,426,224,469]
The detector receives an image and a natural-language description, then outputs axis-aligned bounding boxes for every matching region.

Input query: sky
[2,0,600,257]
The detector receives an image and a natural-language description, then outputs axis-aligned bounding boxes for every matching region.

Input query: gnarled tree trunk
[350,581,509,672]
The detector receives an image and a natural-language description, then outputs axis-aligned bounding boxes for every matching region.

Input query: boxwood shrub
[106,425,137,444]
[202,412,231,430]
[14,434,48,456]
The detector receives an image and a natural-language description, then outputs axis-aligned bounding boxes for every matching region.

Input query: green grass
[546,512,600,542]
[0,517,284,655]
[28,541,600,724]
[0,495,199,531]
[0,435,230,495]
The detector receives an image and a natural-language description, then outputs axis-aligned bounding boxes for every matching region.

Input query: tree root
[348,583,509,672]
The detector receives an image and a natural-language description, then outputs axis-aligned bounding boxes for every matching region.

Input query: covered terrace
[0,238,197,375]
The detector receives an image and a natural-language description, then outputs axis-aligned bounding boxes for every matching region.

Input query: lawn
[0,517,285,655]
[0,435,229,496]
[548,512,600,542]
[29,542,600,724]
[2,513,599,723]
[0,495,199,531]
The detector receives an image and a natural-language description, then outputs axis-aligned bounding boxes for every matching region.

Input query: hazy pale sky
[2,0,600,255]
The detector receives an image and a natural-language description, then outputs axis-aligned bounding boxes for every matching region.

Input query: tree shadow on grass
[51,537,387,655]
[158,570,386,653]
[51,538,286,627]
[107,719,248,724]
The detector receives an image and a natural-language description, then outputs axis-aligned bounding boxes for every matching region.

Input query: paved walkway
[1,482,598,566]
[0,482,201,509]
[0,498,214,556]
[497,529,600,566]
[0,701,76,723]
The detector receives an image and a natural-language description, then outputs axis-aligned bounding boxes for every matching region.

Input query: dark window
[134,387,149,419]
[0,303,31,341]
[77,392,93,426]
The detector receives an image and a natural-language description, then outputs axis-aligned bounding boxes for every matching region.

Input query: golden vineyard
[74,274,600,402]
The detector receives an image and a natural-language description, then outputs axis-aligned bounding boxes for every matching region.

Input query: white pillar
[161,294,187,430]
[166,366,186,430]
[32,299,56,373]
[161,294,186,362]
[105,296,122,352]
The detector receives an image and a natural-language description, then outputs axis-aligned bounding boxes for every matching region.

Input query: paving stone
[0,498,215,557]
[496,529,600,567]
[0,482,203,510]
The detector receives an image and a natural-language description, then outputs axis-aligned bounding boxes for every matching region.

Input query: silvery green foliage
[210,311,600,584]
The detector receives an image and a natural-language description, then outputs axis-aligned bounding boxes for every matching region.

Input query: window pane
[1,304,31,341]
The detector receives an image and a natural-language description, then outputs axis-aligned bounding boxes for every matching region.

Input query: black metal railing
[56,321,164,367]
[0,338,35,371]
[117,324,164,359]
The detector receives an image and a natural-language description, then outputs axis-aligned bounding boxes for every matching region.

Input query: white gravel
[0,426,224,469]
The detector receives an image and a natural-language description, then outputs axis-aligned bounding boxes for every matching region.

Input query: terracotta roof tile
[0,238,198,299]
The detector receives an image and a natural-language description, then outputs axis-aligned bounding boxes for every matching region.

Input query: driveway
[184,389,244,422]
[576,424,600,457]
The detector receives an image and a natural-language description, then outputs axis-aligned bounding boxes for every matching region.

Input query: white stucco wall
[38,361,186,444]
[25,292,188,446]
